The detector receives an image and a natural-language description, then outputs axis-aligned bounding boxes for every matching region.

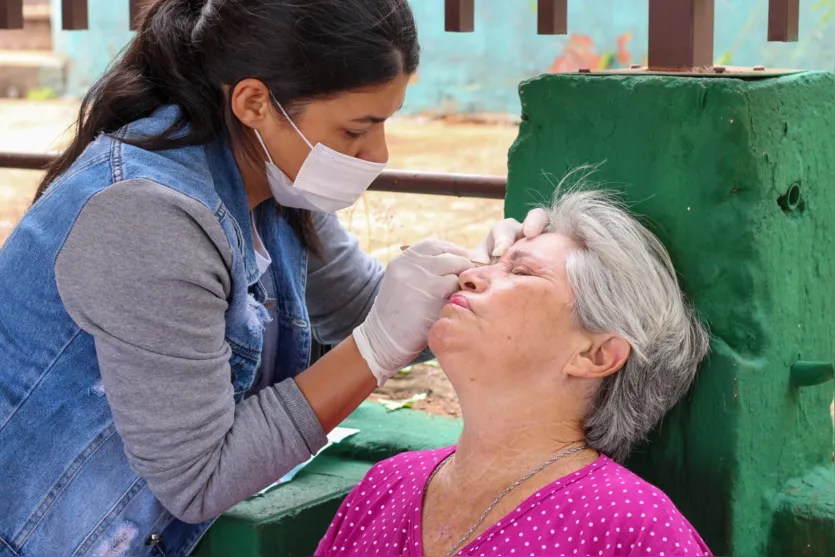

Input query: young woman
[0,0,546,554]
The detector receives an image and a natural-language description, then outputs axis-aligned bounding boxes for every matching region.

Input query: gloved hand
[470,208,550,263]
[353,239,473,386]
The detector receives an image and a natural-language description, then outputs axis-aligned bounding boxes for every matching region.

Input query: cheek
[314,129,351,154]
[483,286,568,351]
[488,288,538,334]
[298,116,350,154]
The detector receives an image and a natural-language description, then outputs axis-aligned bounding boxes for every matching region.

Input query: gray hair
[542,175,710,462]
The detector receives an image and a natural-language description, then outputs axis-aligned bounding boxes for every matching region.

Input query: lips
[447,294,471,310]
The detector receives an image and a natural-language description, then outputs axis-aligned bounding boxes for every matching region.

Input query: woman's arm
[294,337,376,433]
[305,212,435,363]
[56,180,339,524]
[305,212,381,345]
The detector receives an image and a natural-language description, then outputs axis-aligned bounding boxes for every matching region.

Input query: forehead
[314,75,410,119]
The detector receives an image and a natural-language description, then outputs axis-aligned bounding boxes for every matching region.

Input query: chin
[427,317,458,356]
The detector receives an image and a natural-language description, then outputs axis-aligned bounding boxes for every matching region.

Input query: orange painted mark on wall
[548,32,633,73]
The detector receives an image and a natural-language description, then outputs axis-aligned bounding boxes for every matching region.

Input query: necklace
[426,444,588,556]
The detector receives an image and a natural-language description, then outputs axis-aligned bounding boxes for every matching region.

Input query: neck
[233,140,273,211]
[444,357,592,487]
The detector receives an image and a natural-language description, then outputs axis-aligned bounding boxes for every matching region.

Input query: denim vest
[0,106,312,556]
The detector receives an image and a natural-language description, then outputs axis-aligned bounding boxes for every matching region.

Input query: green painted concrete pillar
[504,71,835,556]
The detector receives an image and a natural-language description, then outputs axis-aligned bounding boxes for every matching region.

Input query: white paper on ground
[252,427,360,497]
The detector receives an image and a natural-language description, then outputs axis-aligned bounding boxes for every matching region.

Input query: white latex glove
[353,239,473,386]
[469,208,550,263]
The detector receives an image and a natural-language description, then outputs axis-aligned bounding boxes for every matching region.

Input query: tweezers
[399,245,489,266]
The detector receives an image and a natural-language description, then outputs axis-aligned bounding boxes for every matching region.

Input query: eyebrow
[506,249,541,264]
[350,104,405,124]
[350,115,388,124]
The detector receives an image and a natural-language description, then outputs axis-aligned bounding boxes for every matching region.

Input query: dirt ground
[0,100,519,417]
[369,363,462,418]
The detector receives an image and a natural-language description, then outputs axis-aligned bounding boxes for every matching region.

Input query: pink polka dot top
[315,446,711,557]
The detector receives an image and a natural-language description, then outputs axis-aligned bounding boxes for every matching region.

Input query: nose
[458,265,490,293]
[358,126,389,164]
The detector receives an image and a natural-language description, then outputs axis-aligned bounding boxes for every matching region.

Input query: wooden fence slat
[62,0,89,31]
[129,0,146,31]
[768,0,799,42]
[537,0,567,35]
[648,0,714,70]
[445,0,475,33]
[0,0,24,29]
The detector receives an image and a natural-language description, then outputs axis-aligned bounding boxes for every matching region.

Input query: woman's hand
[470,208,550,263]
[353,239,473,385]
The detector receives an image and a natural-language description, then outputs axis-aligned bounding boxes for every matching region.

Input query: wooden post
[768,0,799,42]
[537,0,567,35]
[129,0,147,31]
[0,0,23,29]
[648,0,714,70]
[61,0,88,30]
[445,0,474,33]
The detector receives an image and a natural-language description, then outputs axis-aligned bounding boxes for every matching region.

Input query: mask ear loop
[271,95,315,150]
[252,129,275,165]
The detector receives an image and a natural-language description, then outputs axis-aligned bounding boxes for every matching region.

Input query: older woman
[316,189,711,557]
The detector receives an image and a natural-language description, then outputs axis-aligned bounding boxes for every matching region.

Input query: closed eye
[345,129,370,140]
[510,266,533,276]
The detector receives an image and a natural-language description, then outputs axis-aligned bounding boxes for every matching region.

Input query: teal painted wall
[49,0,132,96]
[51,0,835,115]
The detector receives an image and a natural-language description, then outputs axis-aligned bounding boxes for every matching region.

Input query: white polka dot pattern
[315,447,711,556]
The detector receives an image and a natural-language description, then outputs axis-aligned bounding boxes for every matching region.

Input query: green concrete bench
[193,403,463,557]
[768,466,835,556]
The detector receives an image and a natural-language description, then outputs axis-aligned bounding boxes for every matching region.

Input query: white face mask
[253,99,387,213]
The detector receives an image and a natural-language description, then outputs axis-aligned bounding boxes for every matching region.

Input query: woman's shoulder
[58,178,233,274]
[362,446,455,484]
[345,446,455,499]
[55,178,234,336]
[586,457,683,512]
[578,457,689,521]
[576,457,711,554]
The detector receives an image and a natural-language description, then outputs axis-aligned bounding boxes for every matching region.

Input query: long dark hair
[35,0,419,247]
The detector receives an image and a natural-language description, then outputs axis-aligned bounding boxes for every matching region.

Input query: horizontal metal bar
[0,152,508,199]
[0,151,56,169]
[370,170,506,199]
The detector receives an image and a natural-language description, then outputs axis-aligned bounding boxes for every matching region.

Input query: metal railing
[0,150,507,199]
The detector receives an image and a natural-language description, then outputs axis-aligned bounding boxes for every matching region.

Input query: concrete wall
[51,0,835,115]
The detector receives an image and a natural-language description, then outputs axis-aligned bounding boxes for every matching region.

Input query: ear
[230,79,273,130]
[565,334,631,380]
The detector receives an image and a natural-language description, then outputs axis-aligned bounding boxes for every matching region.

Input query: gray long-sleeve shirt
[54,179,384,523]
